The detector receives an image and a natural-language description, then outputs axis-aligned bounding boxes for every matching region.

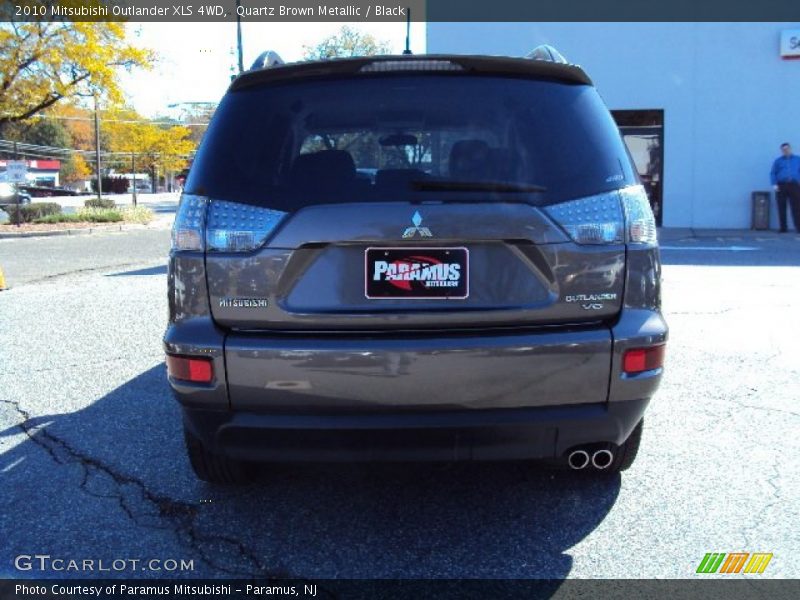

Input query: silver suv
[165,50,667,483]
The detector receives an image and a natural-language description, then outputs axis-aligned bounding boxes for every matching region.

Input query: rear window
[186,75,636,209]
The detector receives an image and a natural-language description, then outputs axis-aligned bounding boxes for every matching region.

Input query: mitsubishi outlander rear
[164,50,667,483]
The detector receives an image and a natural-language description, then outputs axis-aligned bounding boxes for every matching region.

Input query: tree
[150,125,195,174]
[103,108,196,177]
[60,153,91,185]
[51,102,95,150]
[168,102,216,146]
[4,117,91,185]
[0,16,152,132]
[303,26,392,60]
[183,105,216,147]
[17,118,71,148]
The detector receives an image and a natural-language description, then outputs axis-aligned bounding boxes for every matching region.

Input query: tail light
[205,199,287,252]
[620,186,658,244]
[171,194,207,251]
[543,190,624,244]
[171,195,287,253]
[544,185,657,246]
[166,354,214,383]
[623,345,666,374]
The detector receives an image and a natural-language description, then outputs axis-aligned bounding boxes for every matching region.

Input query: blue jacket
[771,154,800,185]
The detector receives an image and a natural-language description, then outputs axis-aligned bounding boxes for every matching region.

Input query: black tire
[605,418,643,474]
[184,427,253,484]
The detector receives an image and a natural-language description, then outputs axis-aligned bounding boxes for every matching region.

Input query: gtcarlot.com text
[14,554,194,573]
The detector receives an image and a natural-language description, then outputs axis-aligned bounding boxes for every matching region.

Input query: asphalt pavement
[0,228,798,580]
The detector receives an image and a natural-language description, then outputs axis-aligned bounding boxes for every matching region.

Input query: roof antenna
[402,8,412,55]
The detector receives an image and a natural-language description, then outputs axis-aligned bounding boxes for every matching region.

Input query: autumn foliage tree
[103,108,195,180]
[0,17,152,133]
[303,26,392,60]
[50,102,97,150]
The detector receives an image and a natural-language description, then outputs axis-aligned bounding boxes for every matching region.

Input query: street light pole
[93,93,102,200]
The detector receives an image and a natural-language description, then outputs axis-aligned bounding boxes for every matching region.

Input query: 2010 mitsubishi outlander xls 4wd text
[164,48,668,483]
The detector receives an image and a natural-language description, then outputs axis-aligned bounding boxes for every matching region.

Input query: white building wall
[427,23,800,229]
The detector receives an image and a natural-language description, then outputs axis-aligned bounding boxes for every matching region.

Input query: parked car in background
[17,184,83,197]
[0,182,32,208]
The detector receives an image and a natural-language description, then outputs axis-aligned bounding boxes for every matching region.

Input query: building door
[612,110,664,226]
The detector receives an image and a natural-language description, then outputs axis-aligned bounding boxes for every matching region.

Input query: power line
[26,114,211,127]
[0,139,193,160]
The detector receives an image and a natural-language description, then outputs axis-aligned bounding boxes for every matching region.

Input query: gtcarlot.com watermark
[14,554,194,573]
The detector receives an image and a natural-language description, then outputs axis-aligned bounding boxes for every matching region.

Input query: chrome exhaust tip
[567,449,590,470]
[592,449,614,470]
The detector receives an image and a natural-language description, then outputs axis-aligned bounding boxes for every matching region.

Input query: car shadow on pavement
[105,265,167,277]
[0,365,620,583]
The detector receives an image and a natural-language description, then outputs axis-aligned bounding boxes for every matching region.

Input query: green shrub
[121,205,154,224]
[4,202,62,223]
[84,197,116,209]
[27,207,124,225]
[33,213,83,224]
[75,207,124,222]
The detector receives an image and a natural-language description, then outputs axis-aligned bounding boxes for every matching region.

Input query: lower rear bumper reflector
[166,354,214,383]
[623,344,666,374]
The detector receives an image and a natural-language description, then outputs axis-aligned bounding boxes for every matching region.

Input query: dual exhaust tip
[567,448,614,470]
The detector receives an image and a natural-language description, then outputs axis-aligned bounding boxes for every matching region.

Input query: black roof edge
[228,54,593,91]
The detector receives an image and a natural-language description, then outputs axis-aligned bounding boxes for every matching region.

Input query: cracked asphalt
[0,229,798,580]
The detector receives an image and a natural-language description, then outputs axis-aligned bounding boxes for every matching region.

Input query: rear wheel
[184,427,253,484]
[605,418,643,474]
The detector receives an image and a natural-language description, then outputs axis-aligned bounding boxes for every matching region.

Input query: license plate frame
[365,246,469,300]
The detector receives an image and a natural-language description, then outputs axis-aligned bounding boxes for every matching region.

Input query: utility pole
[13,140,20,227]
[93,92,102,200]
[131,151,137,206]
[236,0,244,74]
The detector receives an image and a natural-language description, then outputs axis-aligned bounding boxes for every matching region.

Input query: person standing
[770,143,800,232]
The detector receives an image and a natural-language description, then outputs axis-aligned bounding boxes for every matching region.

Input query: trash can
[751,191,771,230]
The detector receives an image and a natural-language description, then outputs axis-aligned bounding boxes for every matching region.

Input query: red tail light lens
[166,354,214,383]
[623,345,666,374]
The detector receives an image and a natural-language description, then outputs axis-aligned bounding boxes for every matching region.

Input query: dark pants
[776,181,800,232]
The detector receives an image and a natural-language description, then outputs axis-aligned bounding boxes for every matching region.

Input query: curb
[0,222,170,239]
[658,227,792,242]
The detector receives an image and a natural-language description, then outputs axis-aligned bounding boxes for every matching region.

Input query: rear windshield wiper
[411,179,547,193]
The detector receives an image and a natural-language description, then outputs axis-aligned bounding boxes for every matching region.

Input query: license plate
[365,247,469,299]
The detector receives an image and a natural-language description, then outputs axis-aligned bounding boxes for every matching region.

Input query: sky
[119,22,427,117]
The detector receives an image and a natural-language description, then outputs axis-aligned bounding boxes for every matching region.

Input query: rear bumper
[221,325,615,412]
[182,398,650,462]
[166,308,667,461]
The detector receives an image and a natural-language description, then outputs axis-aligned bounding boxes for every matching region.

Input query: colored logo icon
[696,552,773,574]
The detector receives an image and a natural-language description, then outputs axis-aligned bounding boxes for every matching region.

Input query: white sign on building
[5,160,27,183]
[780,30,800,59]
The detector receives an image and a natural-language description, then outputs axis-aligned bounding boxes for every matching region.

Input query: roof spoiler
[231,54,593,91]
[249,51,285,71]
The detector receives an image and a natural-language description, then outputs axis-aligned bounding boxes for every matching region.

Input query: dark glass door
[612,110,664,226]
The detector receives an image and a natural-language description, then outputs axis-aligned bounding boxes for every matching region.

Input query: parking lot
[0,228,798,579]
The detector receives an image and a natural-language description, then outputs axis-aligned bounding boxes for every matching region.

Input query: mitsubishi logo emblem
[402,211,433,238]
